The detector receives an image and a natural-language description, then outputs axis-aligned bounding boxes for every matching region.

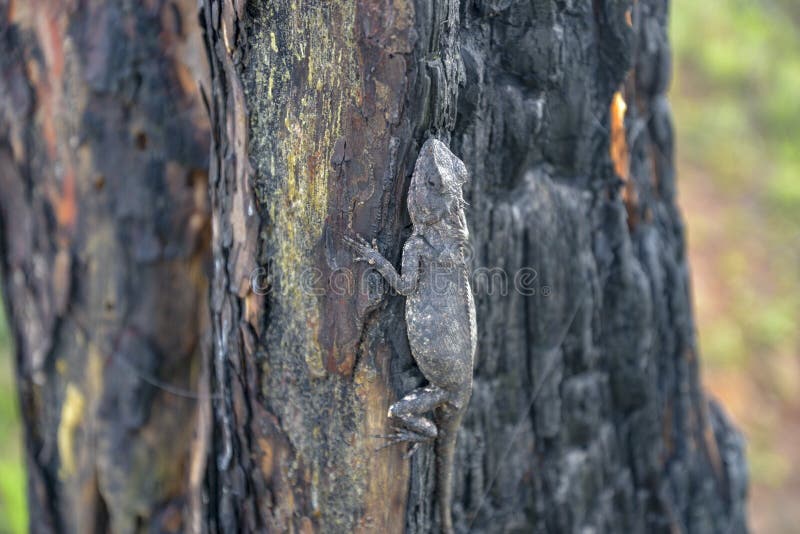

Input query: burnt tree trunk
[202,0,747,533]
[0,1,210,532]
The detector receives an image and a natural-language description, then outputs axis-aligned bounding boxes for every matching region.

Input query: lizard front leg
[343,234,422,295]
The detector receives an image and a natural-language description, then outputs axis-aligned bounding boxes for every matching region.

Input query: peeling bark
[0,1,210,531]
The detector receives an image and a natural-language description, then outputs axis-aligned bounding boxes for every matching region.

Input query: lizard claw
[344,233,380,265]
[372,428,431,453]
[343,233,369,249]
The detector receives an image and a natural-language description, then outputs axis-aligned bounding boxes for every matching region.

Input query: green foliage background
[671,0,800,531]
[0,305,26,534]
[0,0,797,532]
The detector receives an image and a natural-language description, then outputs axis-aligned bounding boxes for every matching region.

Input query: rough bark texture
[203,0,748,533]
[0,0,749,532]
[0,1,210,532]
[450,1,749,532]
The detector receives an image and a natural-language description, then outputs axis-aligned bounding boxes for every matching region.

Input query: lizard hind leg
[376,384,449,455]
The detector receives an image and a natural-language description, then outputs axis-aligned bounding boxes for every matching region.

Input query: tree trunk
[0,1,210,532]
[202,0,747,533]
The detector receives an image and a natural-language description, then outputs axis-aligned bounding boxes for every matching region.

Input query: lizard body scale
[345,138,476,534]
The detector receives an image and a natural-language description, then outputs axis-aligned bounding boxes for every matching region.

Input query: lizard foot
[343,234,380,265]
[372,428,432,456]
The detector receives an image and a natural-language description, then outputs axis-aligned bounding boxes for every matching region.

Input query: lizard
[345,138,476,534]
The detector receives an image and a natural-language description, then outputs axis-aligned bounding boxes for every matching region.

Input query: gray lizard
[345,138,476,534]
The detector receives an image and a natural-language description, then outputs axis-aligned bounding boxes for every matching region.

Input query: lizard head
[408,138,468,227]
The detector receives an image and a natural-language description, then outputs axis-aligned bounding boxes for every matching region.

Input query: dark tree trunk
[0,1,210,532]
[202,0,748,533]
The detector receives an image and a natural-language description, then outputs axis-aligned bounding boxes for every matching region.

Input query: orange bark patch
[257,437,274,479]
[7,0,17,23]
[353,344,409,534]
[55,169,77,230]
[33,4,65,159]
[610,91,629,181]
[610,90,639,225]
[175,61,196,96]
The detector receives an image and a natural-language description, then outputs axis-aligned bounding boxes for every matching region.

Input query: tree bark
[1,0,749,532]
[0,1,210,532]
[202,0,748,533]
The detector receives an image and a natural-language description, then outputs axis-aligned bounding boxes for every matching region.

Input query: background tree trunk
[0,1,210,532]
[203,0,748,533]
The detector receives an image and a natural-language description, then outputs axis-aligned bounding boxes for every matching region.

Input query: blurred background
[671,0,800,532]
[0,0,798,532]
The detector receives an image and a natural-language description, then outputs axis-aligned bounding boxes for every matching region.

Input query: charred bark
[0,1,210,532]
[202,0,747,533]
[0,0,748,532]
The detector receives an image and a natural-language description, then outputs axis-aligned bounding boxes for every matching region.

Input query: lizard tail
[435,411,462,534]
